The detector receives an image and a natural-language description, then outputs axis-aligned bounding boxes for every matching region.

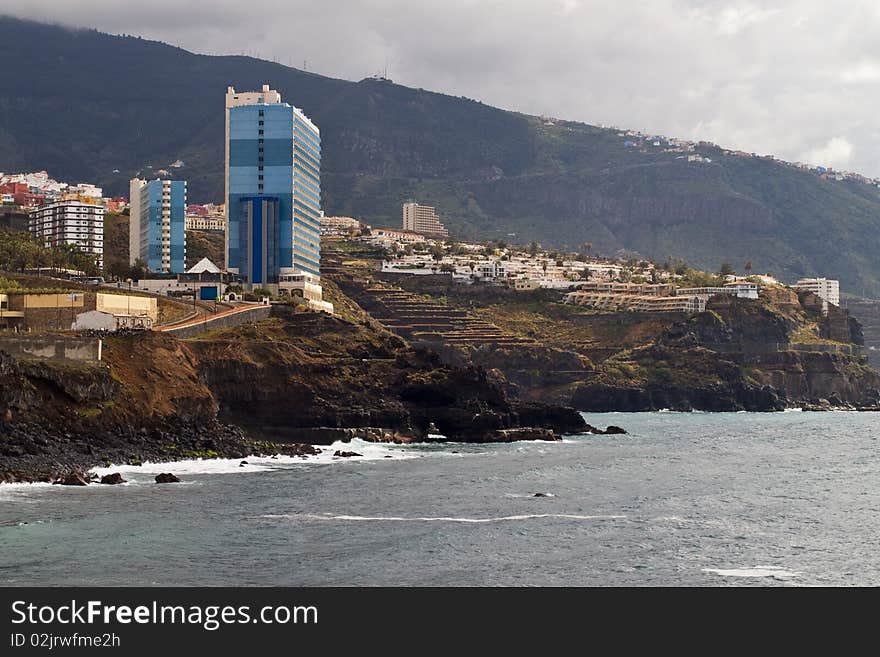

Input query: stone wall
[0,335,102,362]
[160,305,272,339]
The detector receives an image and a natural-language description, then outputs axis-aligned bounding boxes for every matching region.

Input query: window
[258,129,264,136]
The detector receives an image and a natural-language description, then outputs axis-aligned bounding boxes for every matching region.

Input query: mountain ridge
[2,16,880,293]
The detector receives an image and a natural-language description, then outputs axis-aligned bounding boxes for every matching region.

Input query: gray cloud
[6,0,880,175]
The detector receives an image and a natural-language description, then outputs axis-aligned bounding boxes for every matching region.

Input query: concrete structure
[134,258,238,299]
[71,310,116,331]
[320,215,363,236]
[160,304,272,339]
[402,202,448,237]
[576,282,676,296]
[0,336,103,362]
[564,291,705,313]
[794,278,840,307]
[676,285,758,301]
[225,84,322,285]
[129,178,187,273]
[277,272,333,312]
[185,214,226,231]
[511,279,540,291]
[28,199,104,268]
[0,291,156,331]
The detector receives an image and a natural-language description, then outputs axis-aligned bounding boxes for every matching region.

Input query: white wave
[783,407,803,413]
[0,481,54,500]
[655,515,689,523]
[703,566,800,579]
[263,512,625,523]
[88,439,420,477]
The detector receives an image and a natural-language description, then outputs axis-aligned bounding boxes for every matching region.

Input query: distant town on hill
[2,16,880,295]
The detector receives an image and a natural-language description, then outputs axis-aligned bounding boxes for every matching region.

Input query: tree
[430,244,445,262]
[719,262,734,277]
[528,240,539,257]
[127,258,147,281]
[744,260,753,274]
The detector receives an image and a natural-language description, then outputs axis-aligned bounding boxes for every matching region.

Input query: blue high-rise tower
[225,85,321,286]
[129,178,187,274]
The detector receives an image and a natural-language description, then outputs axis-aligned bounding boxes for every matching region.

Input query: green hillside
[2,16,880,293]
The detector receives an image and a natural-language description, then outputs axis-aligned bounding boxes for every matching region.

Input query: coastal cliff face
[0,306,587,482]
[347,263,880,412]
[569,290,880,411]
[187,309,582,442]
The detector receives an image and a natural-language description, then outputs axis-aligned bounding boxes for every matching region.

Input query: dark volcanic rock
[572,382,786,413]
[53,472,89,486]
[155,473,180,483]
[275,443,322,457]
[602,425,627,435]
[513,402,588,434]
[99,473,126,485]
[333,450,362,458]
[490,428,559,443]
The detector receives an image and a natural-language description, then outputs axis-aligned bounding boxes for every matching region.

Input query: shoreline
[4,407,879,486]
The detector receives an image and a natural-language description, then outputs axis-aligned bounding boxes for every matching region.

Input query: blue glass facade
[227,99,321,283]
[138,179,186,274]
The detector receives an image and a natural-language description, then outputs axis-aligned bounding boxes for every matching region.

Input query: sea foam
[88,439,420,478]
[262,512,626,523]
[703,566,800,579]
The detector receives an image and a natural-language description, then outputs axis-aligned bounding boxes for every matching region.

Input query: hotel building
[28,199,104,269]
[402,202,448,237]
[793,277,840,307]
[129,178,187,274]
[225,84,322,287]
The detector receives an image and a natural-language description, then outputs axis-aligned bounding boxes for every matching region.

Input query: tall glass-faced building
[225,85,321,286]
[129,178,187,274]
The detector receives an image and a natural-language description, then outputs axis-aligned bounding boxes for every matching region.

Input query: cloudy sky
[7,1,880,175]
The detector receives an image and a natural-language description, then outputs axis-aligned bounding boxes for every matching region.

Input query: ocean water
[1,411,879,586]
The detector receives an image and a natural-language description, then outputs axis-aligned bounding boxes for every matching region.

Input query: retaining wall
[161,305,272,339]
[0,335,102,362]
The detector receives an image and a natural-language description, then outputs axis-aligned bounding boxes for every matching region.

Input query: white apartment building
[28,200,104,268]
[676,284,759,301]
[185,214,226,231]
[320,216,363,236]
[402,202,448,237]
[793,278,840,307]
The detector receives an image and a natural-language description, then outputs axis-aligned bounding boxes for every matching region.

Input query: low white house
[71,310,116,331]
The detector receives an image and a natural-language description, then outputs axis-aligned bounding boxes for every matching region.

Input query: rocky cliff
[0,306,589,482]
[345,261,880,412]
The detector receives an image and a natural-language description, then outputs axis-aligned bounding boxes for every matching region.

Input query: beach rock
[239,460,248,467]
[533,492,551,498]
[99,473,126,485]
[333,450,362,458]
[53,472,89,486]
[276,443,321,457]
[513,402,589,434]
[155,473,180,483]
[603,425,627,435]
[491,428,559,443]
